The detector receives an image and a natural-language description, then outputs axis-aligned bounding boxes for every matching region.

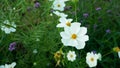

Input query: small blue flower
[106,29,111,33]
[96,7,101,11]
[83,13,89,18]
[9,42,16,51]
[92,50,96,54]
[34,2,40,8]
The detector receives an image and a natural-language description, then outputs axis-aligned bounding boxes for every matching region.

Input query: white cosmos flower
[86,52,98,67]
[53,11,68,18]
[52,0,66,11]
[60,22,89,49]
[67,50,76,62]
[86,52,102,67]
[0,62,16,68]
[57,17,73,28]
[118,51,120,58]
[1,20,16,34]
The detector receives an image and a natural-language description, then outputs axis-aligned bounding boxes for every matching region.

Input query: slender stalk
[74,2,78,22]
[103,51,113,58]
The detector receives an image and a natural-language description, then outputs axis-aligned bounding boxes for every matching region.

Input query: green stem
[75,3,78,22]
[103,51,113,58]
[60,45,64,51]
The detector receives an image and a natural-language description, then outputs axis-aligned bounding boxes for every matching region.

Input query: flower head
[1,20,16,34]
[34,2,40,8]
[86,51,102,67]
[57,17,73,28]
[4,62,16,68]
[106,29,111,33]
[60,22,89,49]
[54,51,63,61]
[96,7,101,11]
[83,13,89,18]
[54,51,64,67]
[67,50,76,62]
[9,42,17,51]
[52,0,66,11]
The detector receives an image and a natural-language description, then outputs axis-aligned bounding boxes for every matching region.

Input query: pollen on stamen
[90,57,94,62]
[57,4,61,7]
[70,54,73,58]
[71,34,77,39]
[66,22,71,26]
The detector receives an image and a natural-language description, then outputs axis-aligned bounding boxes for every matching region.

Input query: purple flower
[9,42,16,51]
[83,13,89,18]
[92,51,96,54]
[106,29,111,33]
[96,7,101,11]
[34,2,40,8]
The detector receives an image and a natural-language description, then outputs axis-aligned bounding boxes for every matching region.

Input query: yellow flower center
[70,54,73,58]
[66,22,71,26]
[57,4,61,7]
[71,34,77,39]
[90,57,94,62]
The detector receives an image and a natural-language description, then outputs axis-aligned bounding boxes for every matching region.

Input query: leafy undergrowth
[0,0,120,68]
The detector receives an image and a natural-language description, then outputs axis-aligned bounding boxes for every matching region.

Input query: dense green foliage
[0,0,120,68]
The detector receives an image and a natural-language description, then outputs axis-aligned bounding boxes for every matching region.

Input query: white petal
[64,27,71,34]
[11,62,16,67]
[75,41,85,49]
[77,35,89,42]
[78,27,87,36]
[67,19,73,22]
[10,28,16,32]
[97,53,102,61]
[60,32,70,39]
[61,39,70,46]
[56,23,65,27]
[4,64,9,68]
[70,23,81,34]
[68,39,78,46]
[1,26,5,31]
[4,28,11,34]
[59,17,66,23]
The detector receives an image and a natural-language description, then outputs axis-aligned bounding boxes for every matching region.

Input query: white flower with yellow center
[52,0,66,11]
[1,20,16,34]
[86,52,102,67]
[67,51,76,62]
[53,11,68,18]
[60,22,89,49]
[57,17,73,28]
[0,62,16,68]
[86,52,98,67]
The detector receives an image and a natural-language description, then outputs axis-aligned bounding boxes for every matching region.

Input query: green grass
[0,0,120,68]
